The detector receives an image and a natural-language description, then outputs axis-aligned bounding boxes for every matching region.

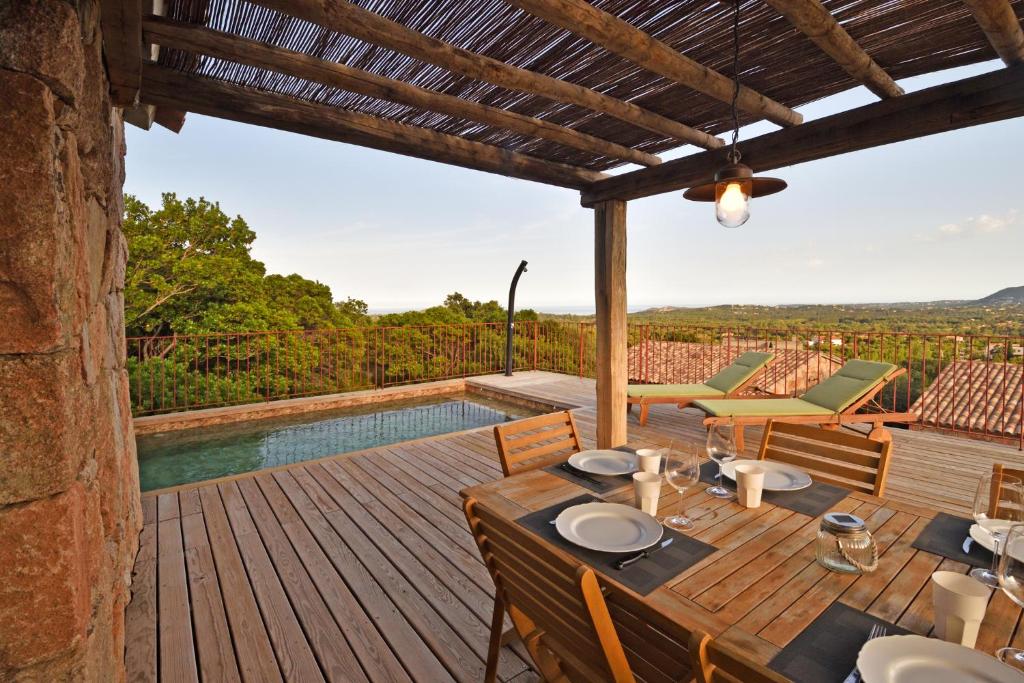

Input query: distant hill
[974,286,1024,306]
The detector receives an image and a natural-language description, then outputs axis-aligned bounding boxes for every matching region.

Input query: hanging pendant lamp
[683,0,787,228]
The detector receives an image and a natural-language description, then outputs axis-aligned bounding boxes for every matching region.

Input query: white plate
[568,449,637,476]
[720,459,812,491]
[970,522,1013,553]
[857,635,1022,683]
[554,502,663,553]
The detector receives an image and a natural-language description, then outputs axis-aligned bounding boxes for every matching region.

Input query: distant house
[986,342,1024,359]
[627,341,842,396]
[911,362,1023,440]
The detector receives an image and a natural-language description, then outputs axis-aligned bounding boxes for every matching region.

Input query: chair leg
[733,424,745,453]
[868,422,892,443]
[485,596,505,683]
[499,625,518,647]
[639,404,650,426]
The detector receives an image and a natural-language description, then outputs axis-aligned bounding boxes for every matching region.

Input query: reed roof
[157,0,1015,171]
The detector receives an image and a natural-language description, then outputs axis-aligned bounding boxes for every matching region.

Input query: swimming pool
[136,393,541,491]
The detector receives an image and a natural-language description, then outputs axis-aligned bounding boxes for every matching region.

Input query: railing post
[578,323,585,378]
[532,321,539,370]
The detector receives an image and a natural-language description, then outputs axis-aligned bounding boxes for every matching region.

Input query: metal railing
[128,322,1024,448]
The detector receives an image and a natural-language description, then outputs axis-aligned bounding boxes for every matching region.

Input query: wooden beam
[139,63,606,189]
[962,0,1024,66]
[249,0,723,150]
[764,0,904,99]
[594,200,628,449]
[154,108,186,133]
[504,0,802,128]
[100,0,143,105]
[142,16,660,167]
[581,64,1024,205]
[124,103,156,129]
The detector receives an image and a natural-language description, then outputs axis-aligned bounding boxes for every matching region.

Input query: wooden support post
[594,200,628,448]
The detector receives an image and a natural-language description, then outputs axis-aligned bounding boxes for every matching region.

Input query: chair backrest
[799,359,898,413]
[990,464,1024,518]
[463,497,636,683]
[689,630,791,683]
[704,351,775,394]
[757,421,893,496]
[493,410,583,477]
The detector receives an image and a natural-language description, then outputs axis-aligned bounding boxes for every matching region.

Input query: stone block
[0,0,84,104]
[0,483,93,670]
[0,70,78,354]
[0,351,85,504]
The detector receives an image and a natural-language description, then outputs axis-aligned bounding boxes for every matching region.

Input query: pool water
[136,393,540,491]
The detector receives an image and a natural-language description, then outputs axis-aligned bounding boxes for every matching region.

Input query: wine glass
[997,523,1024,669]
[971,472,1024,587]
[664,444,701,530]
[705,424,737,499]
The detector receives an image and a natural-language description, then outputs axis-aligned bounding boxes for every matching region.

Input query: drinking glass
[664,444,700,530]
[997,523,1024,669]
[971,472,1024,587]
[705,424,737,499]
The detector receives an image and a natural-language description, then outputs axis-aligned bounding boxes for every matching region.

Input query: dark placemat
[699,461,849,518]
[769,602,911,683]
[516,494,717,596]
[911,512,992,568]
[542,446,644,494]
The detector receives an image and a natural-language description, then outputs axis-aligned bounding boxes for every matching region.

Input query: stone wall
[0,0,141,679]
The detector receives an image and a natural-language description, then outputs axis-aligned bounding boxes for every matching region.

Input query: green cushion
[704,351,774,393]
[628,383,725,398]
[693,398,835,417]
[799,359,897,413]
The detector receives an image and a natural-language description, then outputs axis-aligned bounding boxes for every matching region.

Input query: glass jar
[816,512,878,574]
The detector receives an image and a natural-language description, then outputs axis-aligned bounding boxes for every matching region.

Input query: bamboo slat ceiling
[149,0,1018,172]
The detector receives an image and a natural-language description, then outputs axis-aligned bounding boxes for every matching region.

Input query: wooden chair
[756,421,894,497]
[493,409,583,477]
[464,496,637,682]
[688,630,792,683]
[989,464,1024,518]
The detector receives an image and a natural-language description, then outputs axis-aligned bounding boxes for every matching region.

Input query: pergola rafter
[962,0,1024,65]
[141,63,607,189]
[581,65,1024,206]
[142,16,663,167]
[501,0,803,127]
[250,0,724,150]
[764,0,904,99]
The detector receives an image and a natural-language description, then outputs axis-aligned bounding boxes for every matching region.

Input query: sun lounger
[692,359,917,450]
[627,351,775,426]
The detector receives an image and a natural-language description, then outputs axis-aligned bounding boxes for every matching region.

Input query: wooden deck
[125,371,1024,682]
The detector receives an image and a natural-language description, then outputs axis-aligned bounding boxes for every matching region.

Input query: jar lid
[821,512,867,535]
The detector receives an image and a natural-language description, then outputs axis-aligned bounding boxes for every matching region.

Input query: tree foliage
[123,193,366,337]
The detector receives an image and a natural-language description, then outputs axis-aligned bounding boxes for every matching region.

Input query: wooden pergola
[101,0,1024,449]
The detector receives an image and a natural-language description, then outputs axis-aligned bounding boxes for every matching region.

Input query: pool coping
[136,375,579,497]
[134,379,471,435]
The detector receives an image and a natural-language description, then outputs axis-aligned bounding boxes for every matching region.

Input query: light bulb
[715,180,751,228]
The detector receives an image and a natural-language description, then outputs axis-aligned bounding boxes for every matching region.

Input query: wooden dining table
[460,446,1024,680]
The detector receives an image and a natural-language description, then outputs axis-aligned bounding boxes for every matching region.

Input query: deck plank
[256,471,458,683]
[198,485,283,682]
[281,468,523,682]
[125,522,157,683]
[236,477,412,683]
[156,517,198,682]
[218,481,328,682]
[180,512,242,682]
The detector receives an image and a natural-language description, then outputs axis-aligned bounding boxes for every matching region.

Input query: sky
[124,60,1023,314]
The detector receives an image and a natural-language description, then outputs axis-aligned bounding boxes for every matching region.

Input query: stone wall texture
[0,0,142,679]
